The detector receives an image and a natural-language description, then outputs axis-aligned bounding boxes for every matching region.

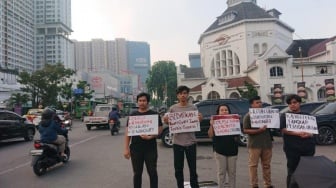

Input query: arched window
[262,43,268,53]
[207,91,220,99]
[270,66,283,77]
[254,43,259,53]
[229,92,240,99]
[317,87,326,101]
[211,59,215,77]
[211,49,240,78]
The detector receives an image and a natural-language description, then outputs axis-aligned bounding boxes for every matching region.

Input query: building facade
[73,38,151,98]
[188,53,201,68]
[180,0,336,104]
[0,0,35,72]
[127,41,151,88]
[0,0,74,104]
[34,0,74,70]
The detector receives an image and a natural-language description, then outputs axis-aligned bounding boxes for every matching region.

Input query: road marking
[0,162,31,176]
[0,135,101,176]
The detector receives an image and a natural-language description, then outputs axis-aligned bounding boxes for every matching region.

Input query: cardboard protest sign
[249,108,280,128]
[127,114,158,136]
[168,111,200,134]
[285,113,318,134]
[212,114,241,136]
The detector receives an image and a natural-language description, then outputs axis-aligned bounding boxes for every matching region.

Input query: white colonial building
[179,0,336,104]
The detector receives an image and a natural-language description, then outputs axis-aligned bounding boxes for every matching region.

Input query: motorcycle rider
[109,106,121,129]
[38,108,68,160]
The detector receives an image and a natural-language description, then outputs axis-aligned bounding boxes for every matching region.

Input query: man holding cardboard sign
[163,85,202,188]
[280,94,316,188]
[124,92,163,188]
[243,96,273,188]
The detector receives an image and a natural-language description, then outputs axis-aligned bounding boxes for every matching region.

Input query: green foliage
[8,93,30,107]
[236,81,258,99]
[17,63,75,108]
[146,61,177,107]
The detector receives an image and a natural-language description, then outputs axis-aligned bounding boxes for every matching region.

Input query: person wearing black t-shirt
[208,104,239,188]
[280,94,315,188]
[123,92,163,188]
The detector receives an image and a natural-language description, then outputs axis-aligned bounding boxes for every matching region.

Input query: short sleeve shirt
[168,103,198,146]
[243,113,272,149]
[127,109,162,151]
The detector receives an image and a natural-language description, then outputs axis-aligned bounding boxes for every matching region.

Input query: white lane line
[0,135,101,176]
[0,162,30,176]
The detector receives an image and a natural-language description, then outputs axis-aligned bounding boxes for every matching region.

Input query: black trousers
[130,147,158,188]
[285,148,315,188]
[173,144,199,188]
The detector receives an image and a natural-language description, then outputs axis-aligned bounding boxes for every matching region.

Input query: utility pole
[299,47,304,82]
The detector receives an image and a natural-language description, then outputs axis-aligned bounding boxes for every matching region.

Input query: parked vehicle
[23,108,43,126]
[0,110,36,141]
[159,99,250,148]
[279,102,326,114]
[266,104,288,112]
[30,133,70,176]
[311,102,336,145]
[83,104,118,130]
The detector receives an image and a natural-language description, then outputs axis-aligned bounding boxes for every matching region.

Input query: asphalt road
[0,118,335,188]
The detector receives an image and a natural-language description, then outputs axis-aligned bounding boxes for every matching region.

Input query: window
[270,66,283,77]
[254,43,259,53]
[262,43,268,53]
[316,66,328,74]
[317,87,326,101]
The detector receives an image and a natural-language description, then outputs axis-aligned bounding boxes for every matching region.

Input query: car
[159,98,250,148]
[311,102,336,145]
[23,108,43,126]
[279,102,326,115]
[266,104,288,112]
[0,110,36,141]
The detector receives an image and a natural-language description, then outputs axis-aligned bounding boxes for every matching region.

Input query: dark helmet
[42,107,56,120]
[112,106,118,111]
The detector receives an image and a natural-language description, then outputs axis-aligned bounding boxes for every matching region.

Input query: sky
[70,0,336,66]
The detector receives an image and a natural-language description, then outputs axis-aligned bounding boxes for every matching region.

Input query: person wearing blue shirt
[38,108,68,159]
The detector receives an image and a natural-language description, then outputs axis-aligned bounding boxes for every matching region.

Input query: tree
[146,61,177,107]
[17,63,75,108]
[8,93,30,107]
[236,81,258,99]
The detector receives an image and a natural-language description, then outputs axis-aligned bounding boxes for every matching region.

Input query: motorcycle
[30,134,70,176]
[109,119,120,136]
[61,119,72,130]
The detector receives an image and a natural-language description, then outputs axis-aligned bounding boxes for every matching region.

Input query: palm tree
[8,93,30,108]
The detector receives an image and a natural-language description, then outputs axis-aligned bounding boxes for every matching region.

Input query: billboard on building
[325,79,335,102]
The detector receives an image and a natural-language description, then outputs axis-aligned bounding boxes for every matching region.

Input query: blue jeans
[173,144,199,188]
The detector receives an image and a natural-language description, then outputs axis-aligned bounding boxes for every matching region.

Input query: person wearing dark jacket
[38,108,68,158]
[280,94,315,188]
